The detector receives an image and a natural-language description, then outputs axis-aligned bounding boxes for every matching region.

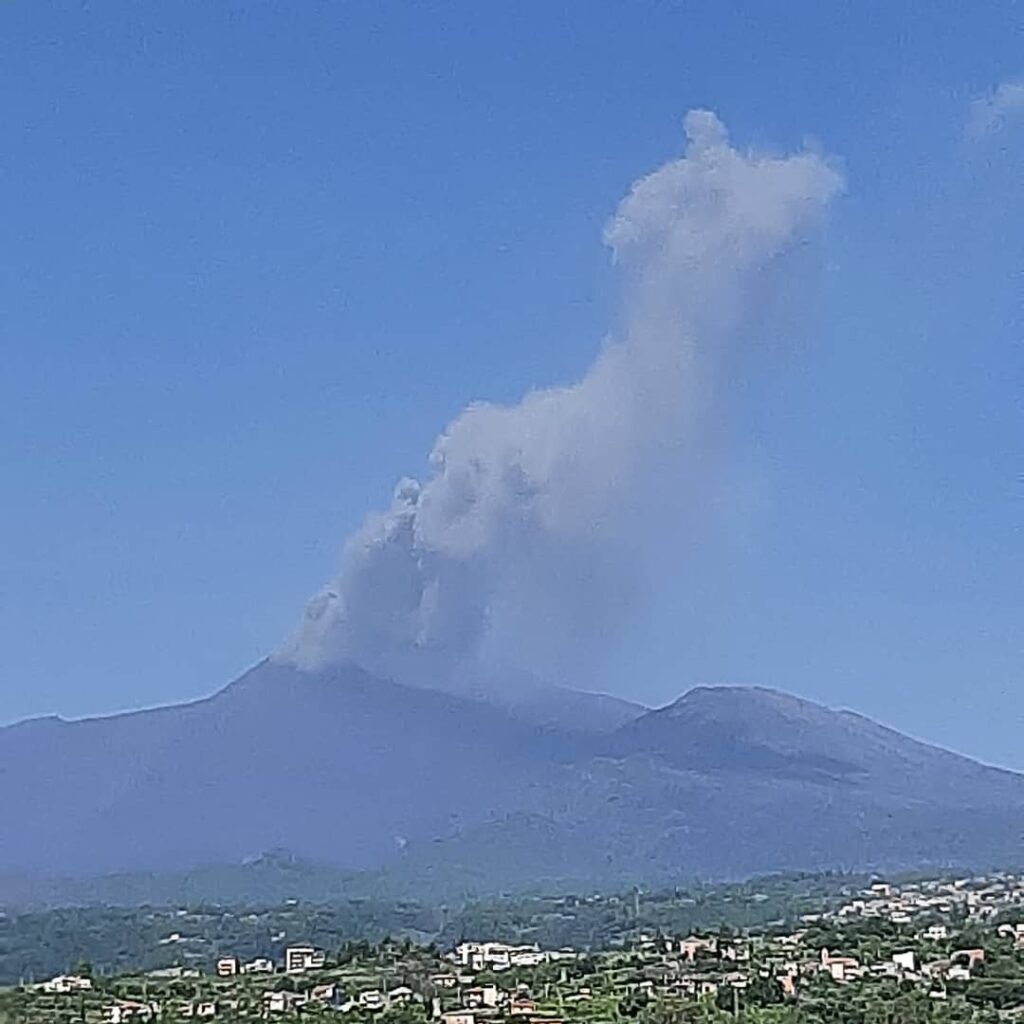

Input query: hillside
[1,666,1021,901]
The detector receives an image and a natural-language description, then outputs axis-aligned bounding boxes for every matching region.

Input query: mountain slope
[610,685,1024,802]
[1,673,1021,895]
[0,661,568,875]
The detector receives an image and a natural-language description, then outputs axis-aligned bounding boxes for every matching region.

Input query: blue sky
[2,2,1021,767]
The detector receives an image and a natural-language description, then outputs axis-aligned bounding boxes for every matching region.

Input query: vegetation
[1,871,1023,1023]
[0,872,860,985]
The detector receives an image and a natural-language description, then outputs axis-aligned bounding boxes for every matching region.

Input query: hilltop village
[3,873,1024,1023]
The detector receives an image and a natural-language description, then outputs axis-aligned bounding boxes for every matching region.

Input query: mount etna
[2,661,1021,903]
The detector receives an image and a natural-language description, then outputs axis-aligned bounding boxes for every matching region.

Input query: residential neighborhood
[3,872,1024,1022]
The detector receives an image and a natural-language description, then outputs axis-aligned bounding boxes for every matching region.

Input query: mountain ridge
[1,663,1020,897]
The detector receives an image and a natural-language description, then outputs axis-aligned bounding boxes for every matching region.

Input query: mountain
[460,670,646,733]
[611,685,1024,802]
[1,667,1022,903]
[0,660,570,876]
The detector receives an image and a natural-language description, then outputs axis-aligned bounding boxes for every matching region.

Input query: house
[441,1012,475,1024]
[42,975,94,994]
[431,974,460,989]
[820,949,860,983]
[454,943,488,970]
[680,976,719,999]
[104,1001,159,1023]
[464,985,500,1009]
[509,996,538,1016]
[242,957,275,974]
[148,966,200,979]
[564,991,593,1004]
[893,951,917,973]
[310,984,340,1005]
[388,986,416,1006]
[924,924,949,941]
[951,948,985,970]
[509,949,546,968]
[720,943,750,962]
[358,990,388,1011]
[285,944,326,973]
[453,942,545,971]
[264,991,309,1014]
[922,960,951,979]
[678,937,716,962]
[216,956,239,977]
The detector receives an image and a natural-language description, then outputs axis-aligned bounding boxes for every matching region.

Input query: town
[3,871,1024,1023]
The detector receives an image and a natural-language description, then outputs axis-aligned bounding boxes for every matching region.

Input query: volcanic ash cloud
[278,111,843,688]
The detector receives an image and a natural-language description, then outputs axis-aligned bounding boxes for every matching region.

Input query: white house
[464,985,499,1009]
[264,991,309,1014]
[216,957,239,977]
[42,975,94,994]
[453,942,545,972]
[441,1012,475,1024]
[242,958,275,975]
[893,951,917,973]
[285,945,326,973]
[104,1001,159,1023]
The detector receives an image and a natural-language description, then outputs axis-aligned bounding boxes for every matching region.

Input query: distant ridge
[1,664,1021,902]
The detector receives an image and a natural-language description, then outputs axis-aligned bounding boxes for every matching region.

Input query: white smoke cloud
[967,78,1024,138]
[278,111,843,688]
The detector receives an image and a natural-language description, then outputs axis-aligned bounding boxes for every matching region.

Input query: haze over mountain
[2,661,1021,904]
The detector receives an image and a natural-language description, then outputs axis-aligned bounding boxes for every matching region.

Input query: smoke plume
[278,111,842,689]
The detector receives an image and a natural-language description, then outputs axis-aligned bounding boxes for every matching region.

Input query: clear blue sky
[2,2,1020,766]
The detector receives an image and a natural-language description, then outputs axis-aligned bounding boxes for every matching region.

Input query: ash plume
[278,111,842,689]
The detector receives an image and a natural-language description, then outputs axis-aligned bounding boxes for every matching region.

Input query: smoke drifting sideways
[277,111,843,692]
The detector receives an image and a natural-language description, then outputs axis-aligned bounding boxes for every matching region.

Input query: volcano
[1,662,1021,898]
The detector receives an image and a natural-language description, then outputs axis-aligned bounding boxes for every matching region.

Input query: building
[264,991,309,1014]
[42,975,94,994]
[358,990,388,1011]
[215,957,239,977]
[104,1001,159,1023]
[285,944,326,973]
[679,937,716,963]
[820,949,860,983]
[147,966,200,979]
[951,948,985,969]
[242,958,275,975]
[310,984,341,1006]
[453,942,545,971]
[464,985,500,1009]
[893,951,917,973]
[441,1012,475,1024]
[509,996,538,1016]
